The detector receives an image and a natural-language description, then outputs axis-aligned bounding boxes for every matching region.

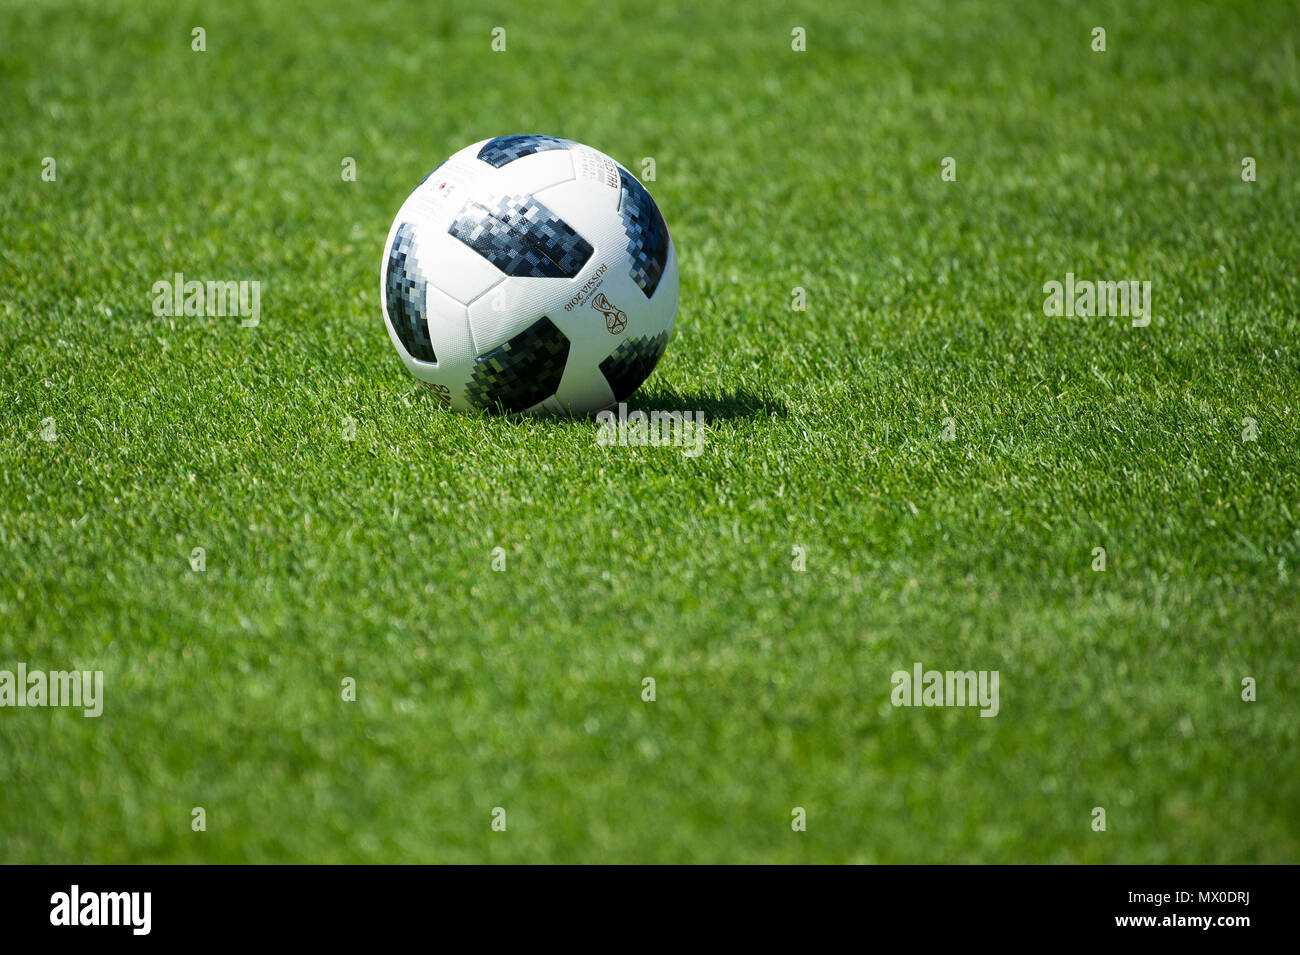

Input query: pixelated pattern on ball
[465,316,571,412]
[599,329,671,402]
[448,195,594,279]
[476,134,574,169]
[384,221,437,363]
[616,167,670,298]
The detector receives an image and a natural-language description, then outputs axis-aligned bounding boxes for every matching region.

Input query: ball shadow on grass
[411,381,788,423]
[622,385,788,422]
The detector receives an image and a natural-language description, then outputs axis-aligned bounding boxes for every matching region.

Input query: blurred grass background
[0,0,1297,862]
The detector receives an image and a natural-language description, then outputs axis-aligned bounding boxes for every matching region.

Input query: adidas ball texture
[380,135,679,414]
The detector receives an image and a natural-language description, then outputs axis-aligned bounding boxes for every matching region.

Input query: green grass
[2,0,1298,863]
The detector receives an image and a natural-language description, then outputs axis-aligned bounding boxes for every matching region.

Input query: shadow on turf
[627,386,788,421]
[410,382,786,421]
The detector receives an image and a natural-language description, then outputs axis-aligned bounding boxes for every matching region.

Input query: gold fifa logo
[591,292,627,334]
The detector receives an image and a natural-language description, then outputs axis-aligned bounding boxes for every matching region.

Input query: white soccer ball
[380,135,679,414]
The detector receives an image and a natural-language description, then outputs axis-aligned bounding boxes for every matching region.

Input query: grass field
[2,0,1298,863]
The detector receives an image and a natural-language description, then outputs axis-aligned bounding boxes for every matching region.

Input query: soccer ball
[380,135,678,414]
